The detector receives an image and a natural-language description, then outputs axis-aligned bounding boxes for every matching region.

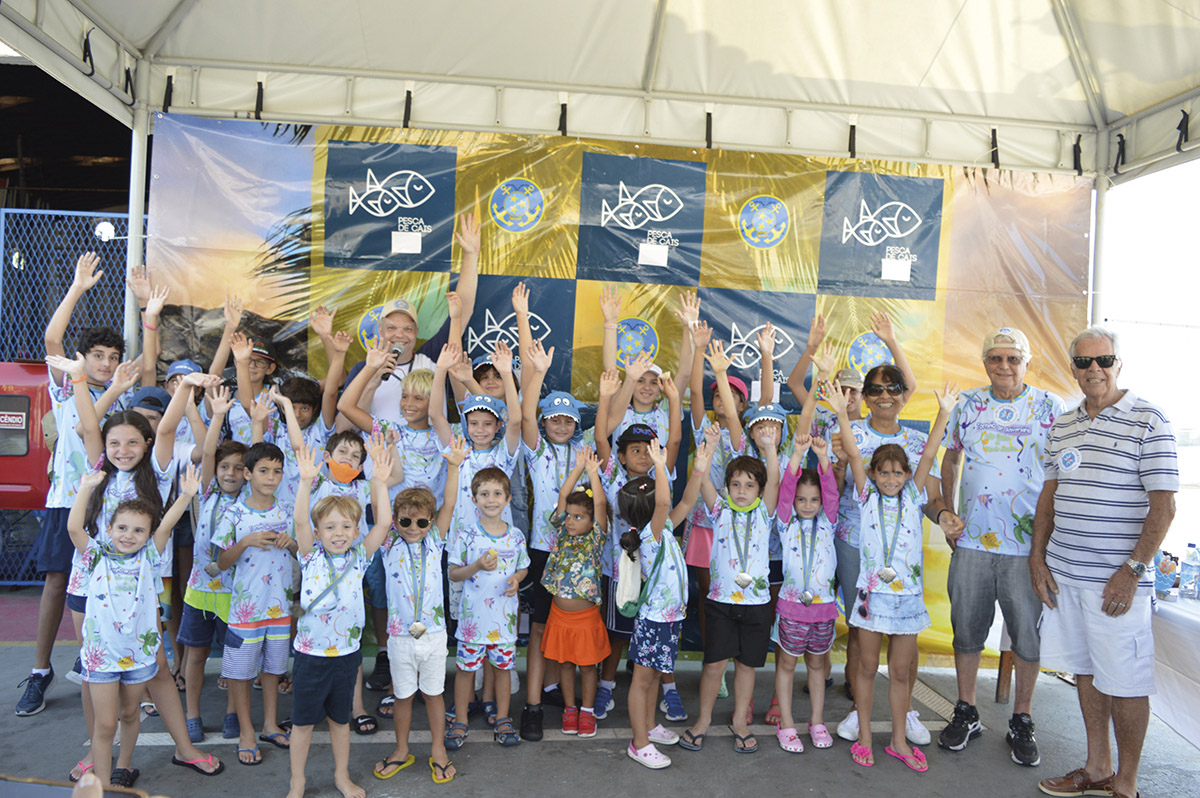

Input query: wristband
[70,376,87,384]
[936,509,948,525]
[603,322,618,330]
[142,321,158,331]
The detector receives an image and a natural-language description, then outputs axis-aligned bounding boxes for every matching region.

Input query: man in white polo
[1031,327,1178,798]
[938,327,1066,766]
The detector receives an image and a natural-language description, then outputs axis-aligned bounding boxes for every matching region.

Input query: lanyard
[875,489,905,571]
[404,538,427,619]
[98,541,139,562]
[548,442,575,491]
[207,493,231,565]
[730,508,754,573]
[798,517,818,592]
[309,549,355,613]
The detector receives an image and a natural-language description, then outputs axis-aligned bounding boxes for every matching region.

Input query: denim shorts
[947,546,1041,661]
[84,662,158,685]
[630,619,682,673]
[66,593,88,614]
[35,508,74,574]
[176,601,228,649]
[849,590,930,636]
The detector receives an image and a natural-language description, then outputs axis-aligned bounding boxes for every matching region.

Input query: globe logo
[994,405,1018,425]
[848,331,895,373]
[490,178,545,233]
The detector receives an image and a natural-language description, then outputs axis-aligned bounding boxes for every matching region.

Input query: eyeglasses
[1071,355,1118,370]
[397,517,430,529]
[863,383,903,397]
[985,355,1025,366]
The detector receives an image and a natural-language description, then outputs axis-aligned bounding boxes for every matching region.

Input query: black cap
[617,423,657,446]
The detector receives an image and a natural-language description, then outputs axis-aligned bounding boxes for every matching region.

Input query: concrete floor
[1,641,1197,798]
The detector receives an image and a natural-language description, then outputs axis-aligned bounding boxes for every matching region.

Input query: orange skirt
[541,603,611,667]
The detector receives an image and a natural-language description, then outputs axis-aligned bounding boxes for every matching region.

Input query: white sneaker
[474,669,484,691]
[836,708,859,741]
[906,710,931,745]
[627,741,671,769]
[510,668,520,694]
[648,724,680,746]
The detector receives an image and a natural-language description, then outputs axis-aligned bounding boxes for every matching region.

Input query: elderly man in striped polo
[1030,327,1178,798]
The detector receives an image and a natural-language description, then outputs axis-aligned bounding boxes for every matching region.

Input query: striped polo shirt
[1043,390,1178,595]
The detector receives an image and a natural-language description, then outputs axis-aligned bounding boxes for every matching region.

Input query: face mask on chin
[324,455,362,484]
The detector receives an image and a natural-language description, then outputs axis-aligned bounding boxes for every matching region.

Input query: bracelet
[936,509,948,525]
[602,322,618,330]
[70,376,87,384]
[142,321,158,331]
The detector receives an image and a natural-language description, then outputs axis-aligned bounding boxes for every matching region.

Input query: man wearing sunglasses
[1031,327,1178,798]
[937,328,1067,766]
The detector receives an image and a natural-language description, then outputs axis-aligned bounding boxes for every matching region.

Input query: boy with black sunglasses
[373,437,466,784]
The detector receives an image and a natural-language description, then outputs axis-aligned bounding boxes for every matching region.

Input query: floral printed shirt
[856,482,928,596]
[80,539,162,673]
[775,465,840,607]
[449,523,529,646]
[309,474,370,543]
[375,420,446,504]
[638,520,688,623]
[524,430,596,553]
[541,515,605,604]
[46,366,129,508]
[186,485,241,594]
[294,543,367,657]
[382,526,447,637]
[707,498,772,605]
[214,499,296,625]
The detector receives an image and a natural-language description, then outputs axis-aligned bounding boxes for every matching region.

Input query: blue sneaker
[65,657,84,687]
[658,689,688,722]
[15,667,54,717]
[592,684,614,720]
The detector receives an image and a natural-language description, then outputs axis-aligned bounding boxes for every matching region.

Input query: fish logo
[348,168,436,217]
[490,178,545,233]
[466,308,552,357]
[615,317,659,369]
[726,323,796,370]
[600,182,683,230]
[738,195,790,249]
[841,200,922,246]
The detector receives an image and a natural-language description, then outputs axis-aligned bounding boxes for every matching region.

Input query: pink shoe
[776,726,805,753]
[809,723,834,749]
[627,742,671,769]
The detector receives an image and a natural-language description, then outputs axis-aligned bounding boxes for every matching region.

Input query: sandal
[765,697,782,726]
[171,752,225,776]
[444,721,468,751]
[259,731,290,749]
[731,728,758,754]
[140,701,158,718]
[851,741,874,767]
[809,723,834,749]
[109,768,139,788]
[377,694,395,718]
[217,677,229,690]
[372,753,415,779]
[483,700,498,727]
[678,729,706,751]
[430,757,455,784]
[277,675,293,694]
[236,746,262,766]
[353,714,378,736]
[494,717,521,746]
[885,745,928,773]
[68,762,94,783]
[172,668,186,692]
[776,726,805,753]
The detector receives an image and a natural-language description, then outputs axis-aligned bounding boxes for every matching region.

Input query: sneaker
[65,657,85,687]
[648,724,679,746]
[15,668,54,716]
[717,671,729,699]
[836,708,859,741]
[593,685,614,720]
[520,704,544,742]
[658,689,688,722]
[628,741,671,769]
[509,668,520,695]
[562,706,579,735]
[541,685,566,708]
[1007,713,1041,767]
[905,709,931,745]
[938,701,982,751]
[365,653,390,692]
[577,710,597,738]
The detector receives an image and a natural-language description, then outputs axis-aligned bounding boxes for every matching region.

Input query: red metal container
[0,361,52,510]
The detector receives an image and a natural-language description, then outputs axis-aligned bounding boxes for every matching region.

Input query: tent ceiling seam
[144,0,200,58]
[640,0,668,93]
[915,0,969,89]
[1051,0,1108,129]
[61,0,142,57]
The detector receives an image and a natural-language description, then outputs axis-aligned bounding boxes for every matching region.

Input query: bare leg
[600,636,624,682]
[259,672,286,740]
[184,645,210,719]
[1110,695,1149,798]
[230,679,258,762]
[371,606,388,650]
[286,723,313,798]
[425,692,455,779]
[147,649,217,767]
[774,651,798,730]
[856,630,883,753]
[730,660,756,743]
[1013,655,1039,716]
[1076,675,1115,782]
[906,643,919,711]
[685,659,726,738]
[581,663,598,710]
[33,572,68,670]
[805,651,830,727]
[954,650,982,705]
[694,568,710,642]
[351,666,368,719]
[114,685,141,770]
[887,635,918,756]
[845,625,860,705]
[71,611,95,776]
[87,682,120,787]
[559,661,576,708]
[645,672,661,731]
[481,660,495,703]
[495,663,512,720]
[453,668,473,727]
[330,721,364,798]
[629,664,656,748]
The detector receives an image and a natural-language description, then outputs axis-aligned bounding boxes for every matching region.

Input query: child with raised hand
[772,431,841,753]
[680,422,781,755]
[621,434,715,769]
[213,441,298,765]
[446,468,529,749]
[518,339,596,739]
[830,379,958,772]
[373,436,466,785]
[69,463,218,787]
[286,440,392,798]
[178,385,244,744]
[540,447,609,738]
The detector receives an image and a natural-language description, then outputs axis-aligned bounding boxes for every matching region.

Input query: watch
[1124,559,1149,578]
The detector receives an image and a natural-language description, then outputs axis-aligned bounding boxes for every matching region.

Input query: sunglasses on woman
[1072,355,1117,369]
[863,383,903,397]
[397,517,431,529]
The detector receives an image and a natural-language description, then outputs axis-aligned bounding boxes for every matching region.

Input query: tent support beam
[641,0,668,93]
[123,59,150,358]
[1089,134,1111,327]
[62,0,143,56]
[1050,0,1108,131]
[1105,82,1200,132]
[144,0,201,58]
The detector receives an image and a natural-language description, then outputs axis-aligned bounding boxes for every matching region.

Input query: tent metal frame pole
[640,0,668,92]
[1050,0,1109,130]
[61,0,143,56]
[143,0,201,58]
[124,59,150,358]
[1090,136,1111,327]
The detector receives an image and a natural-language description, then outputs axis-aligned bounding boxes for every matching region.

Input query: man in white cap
[938,327,1066,766]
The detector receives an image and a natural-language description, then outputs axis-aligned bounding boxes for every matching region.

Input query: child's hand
[477,550,498,571]
[230,332,253,363]
[310,305,336,339]
[870,310,897,344]
[446,290,462,321]
[825,380,847,414]
[447,352,473,385]
[268,386,293,412]
[296,443,322,482]
[626,351,652,382]
[442,435,469,466]
[935,381,960,413]
[661,371,679,402]
[112,360,142,393]
[810,434,829,458]
[674,291,700,328]
[245,530,278,550]
[365,339,393,372]
[372,445,394,480]
[223,293,244,330]
[805,313,827,352]
[273,532,297,551]
[694,430,718,474]
[690,319,713,348]
[365,432,388,470]
[328,330,352,355]
[126,263,152,306]
[753,423,779,451]
[505,574,520,597]
[144,283,170,319]
[250,396,273,423]
[46,353,86,381]
[598,368,621,398]
[183,371,220,390]
[793,432,813,456]
[180,464,202,497]
[705,340,732,374]
[491,340,514,374]
[756,322,777,361]
[527,339,553,374]
[813,343,838,379]
[71,252,103,293]
[209,384,234,416]
[79,468,107,492]
[511,282,529,315]
[435,341,462,372]
[599,284,623,323]
[454,210,481,256]
[647,441,668,471]
[384,426,400,447]
[582,446,600,476]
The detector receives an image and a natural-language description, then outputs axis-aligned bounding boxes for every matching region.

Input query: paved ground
[0,593,1197,798]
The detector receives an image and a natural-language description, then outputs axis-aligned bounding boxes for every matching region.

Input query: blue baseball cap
[617,423,658,447]
[744,403,787,429]
[461,393,506,421]
[472,352,521,378]
[538,391,583,424]
[130,386,171,415]
[166,358,203,379]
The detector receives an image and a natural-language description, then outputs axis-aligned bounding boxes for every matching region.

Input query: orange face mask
[323,454,362,484]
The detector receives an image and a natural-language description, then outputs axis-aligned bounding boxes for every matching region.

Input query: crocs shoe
[648,724,679,746]
[186,717,204,743]
[222,712,240,739]
[659,689,688,722]
[592,685,614,720]
[809,723,834,749]
[628,741,671,769]
[776,726,805,753]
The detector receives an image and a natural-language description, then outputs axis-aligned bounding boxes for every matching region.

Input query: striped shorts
[221,620,291,680]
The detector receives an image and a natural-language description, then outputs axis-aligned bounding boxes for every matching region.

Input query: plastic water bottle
[1180,544,1200,600]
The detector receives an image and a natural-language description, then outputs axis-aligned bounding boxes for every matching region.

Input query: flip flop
[678,729,706,751]
[236,746,262,766]
[851,741,874,767]
[430,757,455,784]
[377,694,396,718]
[373,753,415,779]
[764,697,782,726]
[259,731,290,749]
[68,762,93,783]
[353,714,378,735]
[885,745,928,772]
[172,753,225,776]
[140,701,158,718]
[109,768,139,788]
[277,675,293,694]
[731,728,758,754]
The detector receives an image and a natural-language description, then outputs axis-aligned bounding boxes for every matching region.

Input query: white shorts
[388,629,449,699]
[1039,583,1156,698]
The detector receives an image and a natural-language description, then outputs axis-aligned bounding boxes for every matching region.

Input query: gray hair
[1068,326,1120,359]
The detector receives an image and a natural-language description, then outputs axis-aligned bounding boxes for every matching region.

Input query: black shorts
[290,649,362,727]
[173,509,195,551]
[35,508,74,574]
[601,575,635,638]
[703,599,772,667]
[524,548,553,625]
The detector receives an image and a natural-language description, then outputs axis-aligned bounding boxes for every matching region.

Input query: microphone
[380,345,404,381]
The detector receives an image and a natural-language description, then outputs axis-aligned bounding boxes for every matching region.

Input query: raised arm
[584,450,608,534]
[785,314,826,407]
[67,470,106,554]
[47,354,102,463]
[662,371,682,472]
[90,360,142,424]
[707,340,743,451]
[311,306,349,429]
[673,291,700,397]
[759,426,781,514]
[595,368,620,463]
[204,294,243,415]
[157,464,200,554]
[510,282,536,391]
[363,436,395,558]
[522,339,553,450]
[138,281,169,387]
[453,210,481,334]
[871,311,918,403]
[689,321,713,430]
[293,443,322,554]
[599,285,622,373]
[555,446,592,516]
[268,386,306,454]
[338,341,398,432]
[914,383,958,493]
[492,340,523,454]
[669,431,716,529]
[201,385,233,486]
[604,352,650,436]
[434,437,467,532]
[429,342,459,446]
[46,252,104,384]
[827,380,866,496]
[696,424,721,512]
[229,331,255,412]
[757,321,777,407]
[646,442,674,537]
